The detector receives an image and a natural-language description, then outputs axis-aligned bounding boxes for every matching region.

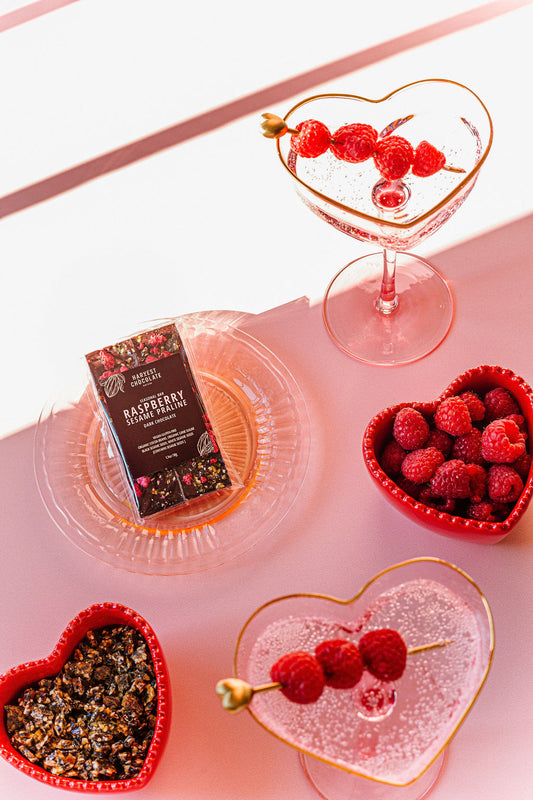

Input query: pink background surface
[1,1,533,798]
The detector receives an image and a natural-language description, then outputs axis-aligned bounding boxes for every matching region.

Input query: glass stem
[375,247,399,314]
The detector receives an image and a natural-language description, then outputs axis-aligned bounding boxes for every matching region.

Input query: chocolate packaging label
[86,323,231,517]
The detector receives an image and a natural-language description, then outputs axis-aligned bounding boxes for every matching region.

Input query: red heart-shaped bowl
[363,365,533,544]
[0,603,171,792]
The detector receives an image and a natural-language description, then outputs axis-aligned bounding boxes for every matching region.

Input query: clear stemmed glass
[268,80,493,365]
[218,558,494,800]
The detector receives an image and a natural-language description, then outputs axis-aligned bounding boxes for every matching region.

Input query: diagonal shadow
[0,0,530,220]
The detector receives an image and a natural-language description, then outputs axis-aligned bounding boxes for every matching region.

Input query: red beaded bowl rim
[362,365,533,543]
[0,603,171,793]
[276,78,494,231]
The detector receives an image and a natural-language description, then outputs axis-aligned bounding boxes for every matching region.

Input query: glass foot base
[300,750,446,800]
[322,252,453,366]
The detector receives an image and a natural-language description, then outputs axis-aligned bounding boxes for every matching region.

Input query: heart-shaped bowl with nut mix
[362,365,533,543]
[0,603,171,792]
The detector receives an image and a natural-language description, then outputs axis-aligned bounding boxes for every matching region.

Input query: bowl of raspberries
[362,365,533,543]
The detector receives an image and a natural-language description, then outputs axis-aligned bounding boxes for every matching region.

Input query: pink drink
[238,562,493,788]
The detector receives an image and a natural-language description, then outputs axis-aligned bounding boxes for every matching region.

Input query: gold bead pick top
[216,639,453,713]
[260,113,299,139]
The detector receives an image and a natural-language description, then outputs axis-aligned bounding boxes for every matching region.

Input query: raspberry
[451,428,484,464]
[290,119,331,158]
[434,396,472,436]
[401,447,444,484]
[395,475,423,499]
[484,387,520,421]
[418,486,456,513]
[315,639,363,689]
[331,123,378,163]
[488,465,523,504]
[430,459,472,499]
[100,349,115,371]
[459,391,486,422]
[481,418,526,463]
[270,651,325,704]
[358,629,407,682]
[411,140,446,177]
[425,428,453,457]
[466,463,487,503]
[373,136,414,180]
[393,407,429,450]
[505,414,527,434]
[466,500,508,522]
[380,440,406,476]
[512,451,531,479]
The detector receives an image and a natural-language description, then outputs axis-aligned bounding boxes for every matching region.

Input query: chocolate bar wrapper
[86,322,232,518]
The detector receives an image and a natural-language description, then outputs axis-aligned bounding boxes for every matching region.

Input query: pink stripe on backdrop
[0,0,80,33]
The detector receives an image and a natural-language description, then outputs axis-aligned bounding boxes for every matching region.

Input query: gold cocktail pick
[260,113,299,139]
[216,639,453,713]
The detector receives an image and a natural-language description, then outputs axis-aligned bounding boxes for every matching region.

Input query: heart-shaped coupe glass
[363,365,533,543]
[219,558,494,800]
[0,603,171,793]
[265,80,493,365]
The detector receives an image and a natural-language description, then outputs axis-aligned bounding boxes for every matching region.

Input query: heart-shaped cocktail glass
[269,80,493,365]
[218,558,494,800]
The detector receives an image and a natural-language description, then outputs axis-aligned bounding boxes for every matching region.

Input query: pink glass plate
[34,311,310,574]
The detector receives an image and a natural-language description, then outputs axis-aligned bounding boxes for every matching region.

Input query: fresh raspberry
[505,414,527,435]
[418,486,456,513]
[484,387,520,421]
[393,407,429,450]
[451,428,484,464]
[487,465,523,504]
[380,440,406,476]
[270,651,325,704]
[315,639,363,689]
[401,447,444,484]
[331,123,378,163]
[459,391,486,422]
[290,119,331,158]
[430,459,472,499]
[465,463,487,503]
[411,140,446,177]
[373,136,414,181]
[434,396,472,436]
[395,475,423,499]
[512,451,531,479]
[358,629,407,682]
[100,349,115,371]
[481,418,526,463]
[425,428,453,457]
[466,500,508,522]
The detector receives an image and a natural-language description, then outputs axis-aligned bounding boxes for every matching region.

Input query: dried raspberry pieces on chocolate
[331,123,378,163]
[392,407,429,450]
[373,136,414,181]
[290,119,331,158]
[270,651,325,704]
[358,629,407,682]
[315,639,363,689]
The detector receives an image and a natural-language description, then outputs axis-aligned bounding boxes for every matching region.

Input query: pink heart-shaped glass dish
[229,558,494,797]
[0,603,171,792]
[269,79,493,365]
[363,365,533,543]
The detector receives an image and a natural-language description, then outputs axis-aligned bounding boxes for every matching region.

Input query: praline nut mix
[86,323,233,520]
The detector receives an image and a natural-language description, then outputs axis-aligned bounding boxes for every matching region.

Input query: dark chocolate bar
[86,323,231,517]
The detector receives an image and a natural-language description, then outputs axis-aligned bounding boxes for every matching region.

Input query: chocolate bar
[86,323,231,518]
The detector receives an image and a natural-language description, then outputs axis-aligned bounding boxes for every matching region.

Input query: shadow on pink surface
[0,0,528,219]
